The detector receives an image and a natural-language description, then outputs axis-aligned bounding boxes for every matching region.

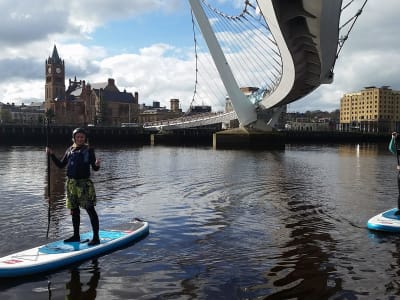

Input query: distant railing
[143,111,237,130]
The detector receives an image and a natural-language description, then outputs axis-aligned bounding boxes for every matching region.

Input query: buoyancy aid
[67,145,92,179]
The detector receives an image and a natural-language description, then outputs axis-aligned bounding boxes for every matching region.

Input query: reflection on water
[1,143,400,299]
[65,260,100,300]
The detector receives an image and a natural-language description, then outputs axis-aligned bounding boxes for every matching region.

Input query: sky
[0,0,398,113]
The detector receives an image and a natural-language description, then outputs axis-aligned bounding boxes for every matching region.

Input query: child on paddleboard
[46,127,101,245]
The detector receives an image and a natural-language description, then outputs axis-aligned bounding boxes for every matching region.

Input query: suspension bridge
[144,0,367,132]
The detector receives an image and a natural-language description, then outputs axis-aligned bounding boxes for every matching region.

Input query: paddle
[396,135,400,166]
[46,117,51,238]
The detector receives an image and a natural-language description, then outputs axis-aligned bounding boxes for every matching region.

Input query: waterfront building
[286,117,333,131]
[45,45,66,103]
[187,105,212,115]
[139,99,183,123]
[0,102,45,125]
[339,86,400,132]
[44,45,139,126]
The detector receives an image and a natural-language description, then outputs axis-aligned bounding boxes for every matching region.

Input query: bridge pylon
[189,0,343,131]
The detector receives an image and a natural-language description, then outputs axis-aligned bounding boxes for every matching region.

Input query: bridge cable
[189,9,199,113]
[334,0,369,67]
[191,0,282,106]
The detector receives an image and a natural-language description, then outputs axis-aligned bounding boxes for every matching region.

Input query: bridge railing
[143,111,237,130]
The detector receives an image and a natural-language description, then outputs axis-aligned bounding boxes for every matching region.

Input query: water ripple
[1,144,400,299]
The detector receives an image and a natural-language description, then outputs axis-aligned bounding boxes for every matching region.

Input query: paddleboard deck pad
[367,208,400,232]
[0,218,149,278]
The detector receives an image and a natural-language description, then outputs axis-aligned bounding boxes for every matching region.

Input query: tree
[96,90,109,125]
[45,108,55,124]
[0,108,12,123]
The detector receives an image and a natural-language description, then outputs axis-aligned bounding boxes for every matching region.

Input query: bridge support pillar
[213,128,285,150]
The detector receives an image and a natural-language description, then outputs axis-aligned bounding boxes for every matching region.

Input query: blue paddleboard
[367,208,400,232]
[0,218,149,278]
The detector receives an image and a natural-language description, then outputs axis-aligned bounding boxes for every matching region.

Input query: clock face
[56,67,61,74]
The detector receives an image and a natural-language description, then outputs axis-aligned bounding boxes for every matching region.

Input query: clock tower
[45,45,65,108]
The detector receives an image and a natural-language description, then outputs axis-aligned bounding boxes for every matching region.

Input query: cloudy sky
[0,0,398,112]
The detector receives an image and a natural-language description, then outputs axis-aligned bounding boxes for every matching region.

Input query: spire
[49,44,62,64]
[52,45,60,60]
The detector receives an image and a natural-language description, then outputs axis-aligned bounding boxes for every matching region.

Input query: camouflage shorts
[66,178,97,209]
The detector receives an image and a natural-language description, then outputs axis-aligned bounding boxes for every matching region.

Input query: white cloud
[0,80,43,104]
[90,44,196,109]
[0,0,399,114]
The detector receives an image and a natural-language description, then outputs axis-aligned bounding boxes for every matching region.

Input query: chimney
[170,98,179,112]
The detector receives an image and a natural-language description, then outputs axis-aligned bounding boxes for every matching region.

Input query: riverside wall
[0,124,391,148]
[0,124,150,146]
[212,128,389,149]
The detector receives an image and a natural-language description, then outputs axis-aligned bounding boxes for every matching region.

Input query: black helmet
[72,127,86,139]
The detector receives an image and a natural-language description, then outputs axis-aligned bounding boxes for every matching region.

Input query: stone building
[0,102,45,124]
[44,45,139,126]
[139,99,183,124]
[91,79,139,126]
[339,86,400,132]
[45,45,66,103]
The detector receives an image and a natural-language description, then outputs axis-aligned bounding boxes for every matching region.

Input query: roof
[70,88,82,97]
[94,89,135,103]
[65,79,83,100]
[48,45,62,64]
[90,82,108,90]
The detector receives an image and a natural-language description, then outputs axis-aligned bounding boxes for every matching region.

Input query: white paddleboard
[367,208,400,232]
[0,218,149,278]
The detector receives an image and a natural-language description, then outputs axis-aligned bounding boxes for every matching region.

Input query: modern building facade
[339,86,400,132]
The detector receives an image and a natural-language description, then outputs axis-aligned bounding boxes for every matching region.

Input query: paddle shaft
[396,136,400,165]
[46,119,51,238]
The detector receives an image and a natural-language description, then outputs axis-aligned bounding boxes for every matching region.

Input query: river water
[0,143,399,299]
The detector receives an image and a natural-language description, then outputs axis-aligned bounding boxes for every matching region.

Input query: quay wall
[213,129,390,149]
[151,128,216,146]
[0,124,392,148]
[0,125,150,145]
